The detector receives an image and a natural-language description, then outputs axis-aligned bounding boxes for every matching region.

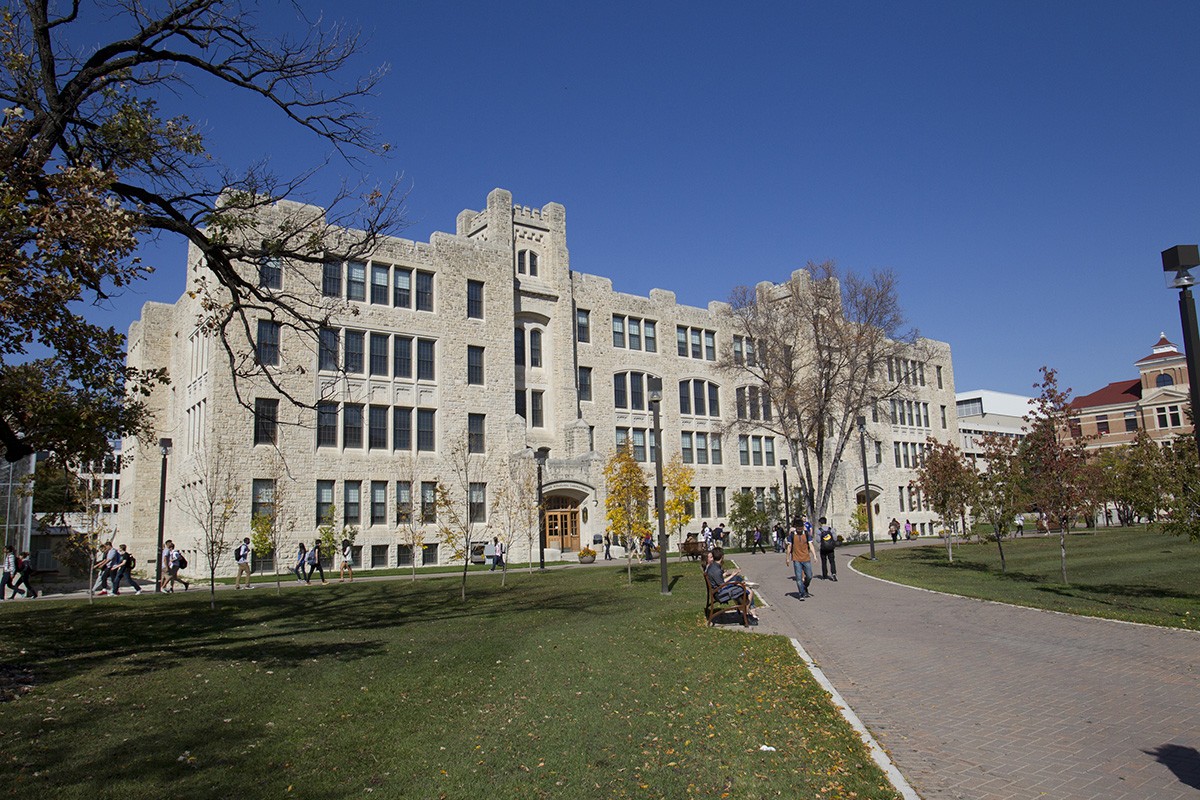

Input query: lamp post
[780,459,791,533]
[535,446,550,571]
[647,377,669,595]
[154,437,172,592]
[856,417,876,560]
[1161,245,1200,460]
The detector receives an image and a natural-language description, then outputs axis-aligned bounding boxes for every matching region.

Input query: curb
[787,636,921,800]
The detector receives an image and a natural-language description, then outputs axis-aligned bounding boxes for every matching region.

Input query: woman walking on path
[339,539,353,582]
[293,543,308,582]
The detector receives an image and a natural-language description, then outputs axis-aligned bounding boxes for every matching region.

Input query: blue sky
[100,0,1200,398]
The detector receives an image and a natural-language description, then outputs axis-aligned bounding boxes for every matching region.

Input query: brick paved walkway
[739,543,1200,800]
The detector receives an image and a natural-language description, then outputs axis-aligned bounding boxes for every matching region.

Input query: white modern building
[117,189,960,574]
[956,389,1030,464]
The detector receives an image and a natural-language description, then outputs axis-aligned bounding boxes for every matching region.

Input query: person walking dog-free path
[817,518,837,581]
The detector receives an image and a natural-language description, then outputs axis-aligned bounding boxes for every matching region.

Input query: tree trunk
[209,564,216,610]
[460,555,468,601]
[995,531,1006,574]
[1059,529,1068,584]
[945,524,953,563]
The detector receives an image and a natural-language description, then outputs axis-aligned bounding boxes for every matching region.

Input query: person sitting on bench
[704,547,758,622]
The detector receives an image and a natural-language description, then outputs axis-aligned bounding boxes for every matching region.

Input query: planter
[579,555,596,564]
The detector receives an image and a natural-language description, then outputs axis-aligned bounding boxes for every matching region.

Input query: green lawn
[855,527,1200,630]
[0,564,899,800]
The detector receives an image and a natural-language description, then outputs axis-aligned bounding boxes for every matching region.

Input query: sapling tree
[911,438,977,563]
[178,442,240,608]
[662,456,696,549]
[603,443,650,585]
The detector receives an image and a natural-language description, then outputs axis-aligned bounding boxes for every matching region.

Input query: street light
[647,376,669,595]
[1161,245,1200,460]
[535,446,550,571]
[856,417,876,560]
[154,437,172,592]
[780,458,791,535]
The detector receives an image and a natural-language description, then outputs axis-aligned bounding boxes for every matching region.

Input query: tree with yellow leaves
[603,443,651,584]
[663,456,696,548]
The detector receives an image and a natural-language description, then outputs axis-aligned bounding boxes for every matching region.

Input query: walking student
[293,542,308,582]
[94,541,120,596]
[305,540,327,584]
[786,525,813,599]
[111,544,142,595]
[817,517,838,581]
[489,536,504,572]
[339,539,353,582]
[11,551,37,599]
[234,537,253,589]
[3,545,23,599]
[164,540,190,592]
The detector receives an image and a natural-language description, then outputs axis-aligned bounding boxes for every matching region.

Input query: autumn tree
[723,261,926,525]
[911,438,977,563]
[393,454,427,581]
[1094,431,1166,526]
[436,434,488,601]
[177,442,240,608]
[662,456,696,548]
[726,490,767,549]
[1021,367,1088,582]
[974,432,1027,572]
[488,453,539,585]
[0,0,406,463]
[1154,437,1200,542]
[603,443,650,585]
[249,454,298,594]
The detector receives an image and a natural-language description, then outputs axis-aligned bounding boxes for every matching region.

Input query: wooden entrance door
[545,498,580,552]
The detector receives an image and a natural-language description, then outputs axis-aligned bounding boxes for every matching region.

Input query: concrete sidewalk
[738,543,1200,800]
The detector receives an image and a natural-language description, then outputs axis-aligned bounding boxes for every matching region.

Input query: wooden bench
[702,566,751,627]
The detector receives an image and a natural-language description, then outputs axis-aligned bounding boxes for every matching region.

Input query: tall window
[253,398,278,445]
[259,257,282,289]
[578,367,592,402]
[394,335,412,378]
[317,402,338,448]
[530,391,544,428]
[371,264,389,304]
[369,333,389,376]
[612,315,625,348]
[347,261,366,301]
[316,480,334,524]
[468,413,486,454]
[469,483,487,523]
[343,404,363,449]
[1096,414,1109,435]
[529,329,542,367]
[644,321,656,352]
[369,405,388,449]
[371,481,387,525]
[681,431,694,464]
[517,249,539,276]
[467,279,484,319]
[576,309,590,343]
[396,481,412,523]
[415,271,434,311]
[251,479,275,520]
[417,408,436,451]
[417,339,435,381]
[421,482,437,523]
[628,318,641,350]
[322,261,342,297]
[344,480,361,525]
[467,345,485,385]
[613,373,627,408]
[256,320,280,366]
[393,407,412,450]
[393,267,412,307]
[344,331,364,374]
[319,328,339,371]
[715,487,726,516]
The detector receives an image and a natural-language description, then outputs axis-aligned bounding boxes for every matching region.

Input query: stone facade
[118,189,960,574]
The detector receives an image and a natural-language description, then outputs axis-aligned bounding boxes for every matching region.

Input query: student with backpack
[111,544,142,595]
[165,540,189,592]
[11,551,36,599]
[785,526,813,599]
[3,545,23,599]
[234,538,253,589]
[817,517,838,581]
[305,540,327,585]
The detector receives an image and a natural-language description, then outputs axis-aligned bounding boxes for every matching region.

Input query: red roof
[1071,379,1141,410]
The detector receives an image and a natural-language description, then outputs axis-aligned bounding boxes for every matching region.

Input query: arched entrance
[545,496,581,552]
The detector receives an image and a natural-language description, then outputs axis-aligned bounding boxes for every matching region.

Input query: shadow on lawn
[903,546,1044,584]
[3,571,652,691]
[1035,582,1199,603]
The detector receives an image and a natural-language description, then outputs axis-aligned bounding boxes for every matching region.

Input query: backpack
[819,528,836,552]
[176,553,188,570]
[127,555,137,571]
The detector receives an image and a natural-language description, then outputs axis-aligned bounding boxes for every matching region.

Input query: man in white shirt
[234,537,253,589]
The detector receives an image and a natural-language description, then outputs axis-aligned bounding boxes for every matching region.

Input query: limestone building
[118,189,960,573]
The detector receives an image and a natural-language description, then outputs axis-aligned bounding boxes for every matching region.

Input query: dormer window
[1156,373,1175,387]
